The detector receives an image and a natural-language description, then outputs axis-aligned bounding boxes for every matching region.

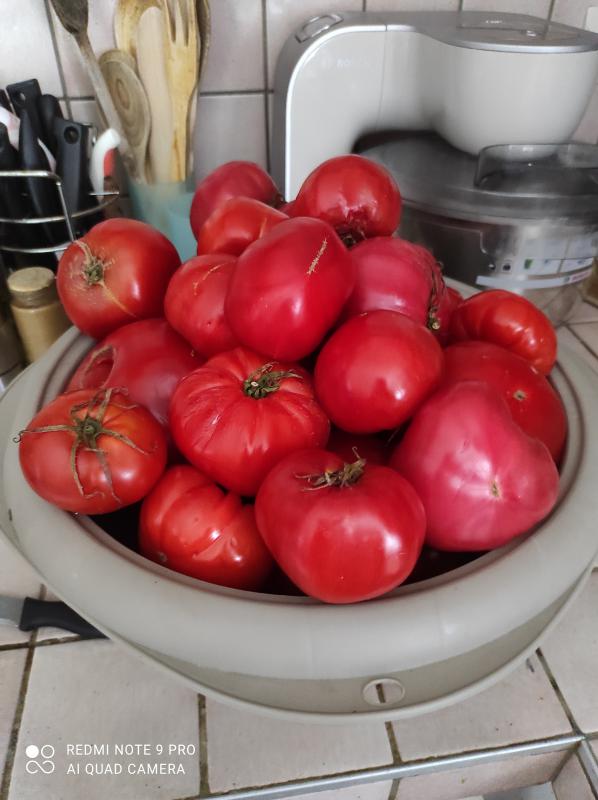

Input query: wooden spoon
[48,0,137,176]
[114,0,161,61]
[99,50,151,183]
[136,7,173,183]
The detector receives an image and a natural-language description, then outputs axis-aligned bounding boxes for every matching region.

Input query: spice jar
[8,267,70,363]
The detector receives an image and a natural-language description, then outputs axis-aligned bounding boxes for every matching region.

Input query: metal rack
[0,168,119,256]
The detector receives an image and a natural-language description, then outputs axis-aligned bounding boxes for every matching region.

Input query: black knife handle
[20,597,105,639]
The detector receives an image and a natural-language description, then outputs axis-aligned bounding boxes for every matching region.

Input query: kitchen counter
[1,304,598,800]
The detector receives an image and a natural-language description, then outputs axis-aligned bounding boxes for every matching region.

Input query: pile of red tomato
[17,155,565,604]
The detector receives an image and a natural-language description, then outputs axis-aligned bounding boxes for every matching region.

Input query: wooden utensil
[99,50,151,183]
[136,8,174,184]
[161,0,198,181]
[48,0,137,177]
[196,0,210,80]
[114,0,161,60]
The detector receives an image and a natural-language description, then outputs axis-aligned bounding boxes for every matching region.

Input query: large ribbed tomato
[169,348,330,496]
[139,465,273,590]
[196,197,288,256]
[314,310,444,433]
[343,237,452,341]
[449,289,557,374]
[57,219,180,339]
[164,254,238,358]
[190,161,281,239]
[391,382,560,551]
[67,319,200,429]
[19,388,167,514]
[255,449,425,603]
[225,217,355,361]
[442,341,567,462]
[292,155,401,242]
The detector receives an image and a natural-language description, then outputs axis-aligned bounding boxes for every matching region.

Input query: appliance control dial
[295,14,343,42]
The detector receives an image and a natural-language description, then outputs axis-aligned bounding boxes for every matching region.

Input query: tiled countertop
[1,303,598,800]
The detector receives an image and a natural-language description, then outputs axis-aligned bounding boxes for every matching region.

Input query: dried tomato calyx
[75,239,107,285]
[243,363,301,399]
[16,388,151,503]
[297,454,366,490]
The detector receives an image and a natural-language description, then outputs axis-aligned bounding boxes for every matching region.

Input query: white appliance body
[272,12,598,198]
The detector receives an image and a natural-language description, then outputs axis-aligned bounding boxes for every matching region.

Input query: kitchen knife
[37,94,63,156]
[19,107,62,246]
[0,90,11,112]
[0,595,104,639]
[6,79,43,141]
[0,121,29,221]
[54,118,91,218]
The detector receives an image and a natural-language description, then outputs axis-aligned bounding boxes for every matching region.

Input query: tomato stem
[75,239,106,286]
[297,452,366,490]
[243,363,301,399]
[16,388,154,504]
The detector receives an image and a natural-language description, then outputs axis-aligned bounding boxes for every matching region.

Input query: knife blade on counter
[0,595,104,639]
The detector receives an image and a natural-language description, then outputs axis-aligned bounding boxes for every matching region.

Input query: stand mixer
[272,12,598,321]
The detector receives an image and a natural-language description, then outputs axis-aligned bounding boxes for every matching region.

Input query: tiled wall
[2,0,598,187]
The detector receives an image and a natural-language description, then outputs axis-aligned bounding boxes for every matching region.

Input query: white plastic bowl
[2,322,598,721]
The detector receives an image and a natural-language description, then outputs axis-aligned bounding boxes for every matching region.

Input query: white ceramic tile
[396,751,567,800]
[0,649,27,777]
[568,322,598,357]
[552,0,596,28]
[558,326,598,371]
[393,657,571,762]
[9,640,200,800]
[461,0,551,14]
[49,0,117,97]
[205,698,392,792]
[367,0,459,9]
[266,0,363,88]
[201,0,264,92]
[291,785,392,800]
[0,0,63,96]
[193,93,267,181]
[553,753,594,800]
[567,300,598,324]
[68,99,103,132]
[540,572,598,733]
[0,536,42,647]
[573,81,598,144]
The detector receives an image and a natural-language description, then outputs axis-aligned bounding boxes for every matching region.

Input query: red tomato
[139,465,273,590]
[226,217,355,361]
[314,310,444,433]
[57,219,181,340]
[255,449,425,603]
[67,319,200,429]
[190,161,281,239]
[327,428,387,465]
[164,254,238,358]
[442,341,567,462]
[170,348,330,496]
[390,382,560,551]
[343,237,452,341]
[291,155,401,242]
[196,197,288,256]
[19,388,167,514]
[450,289,557,374]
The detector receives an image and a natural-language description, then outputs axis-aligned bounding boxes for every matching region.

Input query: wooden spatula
[114,0,161,60]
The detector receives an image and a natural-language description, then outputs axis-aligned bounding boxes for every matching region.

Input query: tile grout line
[261,0,271,173]
[536,649,582,734]
[387,778,400,800]
[0,628,39,800]
[43,0,72,119]
[198,694,210,797]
